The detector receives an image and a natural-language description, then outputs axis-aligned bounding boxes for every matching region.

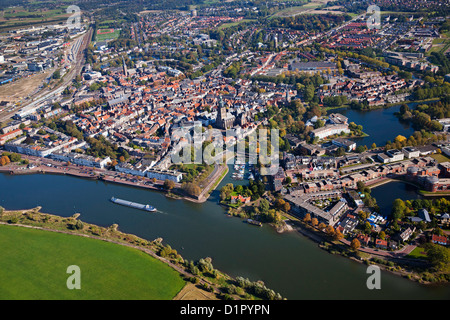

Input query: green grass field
[0,6,71,31]
[406,246,428,260]
[218,19,256,30]
[430,153,450,164]
[0,224,185,299]
[95,28,121,42]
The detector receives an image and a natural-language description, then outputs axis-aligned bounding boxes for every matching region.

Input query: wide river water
[1,168,449,300]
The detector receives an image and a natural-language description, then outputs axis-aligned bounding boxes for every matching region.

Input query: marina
[110,197,157,212]
[232,162,245,180]
[232,161,256,181]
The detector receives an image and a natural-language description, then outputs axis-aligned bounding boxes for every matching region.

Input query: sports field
[95,28,121,41]
[0,224,186,299]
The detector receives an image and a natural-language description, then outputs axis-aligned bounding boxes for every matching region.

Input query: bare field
[0,70,53,102]
[310,9,344,15]
[173,283,218,300]
[272,0,342,18]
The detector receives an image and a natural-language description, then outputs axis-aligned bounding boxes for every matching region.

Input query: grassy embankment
[0,207,277,300]
[0,223,185,299]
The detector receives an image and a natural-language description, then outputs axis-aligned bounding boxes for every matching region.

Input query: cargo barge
[110,197,156,212]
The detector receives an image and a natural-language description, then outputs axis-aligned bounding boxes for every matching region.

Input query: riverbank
[325,98,439,113]
[218,181,445,285]
[0,159,229,205]
[286,217,447,285]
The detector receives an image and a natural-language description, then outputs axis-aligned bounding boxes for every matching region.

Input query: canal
[1,169,449,300]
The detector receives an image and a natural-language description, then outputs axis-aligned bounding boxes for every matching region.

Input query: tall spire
[122,56,128,77]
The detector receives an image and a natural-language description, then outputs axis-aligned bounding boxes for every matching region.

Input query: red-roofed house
[431,234,449,246]
[375,238,388,249]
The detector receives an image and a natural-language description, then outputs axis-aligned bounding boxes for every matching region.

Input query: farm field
[271,0,341,18]
[0,6,71,31]
[0,224,186,299]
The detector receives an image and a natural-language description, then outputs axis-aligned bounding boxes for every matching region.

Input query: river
[1,169,449,300]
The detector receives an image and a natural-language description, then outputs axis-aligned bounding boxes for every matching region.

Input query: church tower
[216,96,234,130]
[122,56,128,77]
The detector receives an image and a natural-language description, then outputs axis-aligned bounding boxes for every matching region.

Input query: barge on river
[110,197,157,212]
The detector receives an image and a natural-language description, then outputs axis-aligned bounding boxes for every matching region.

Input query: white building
[377,153,391,164]
[115,161,148,176]
[115,162,183,182]
[311,124,350,140]
[386,149,405,162]
[332,138,356,151]
[438,118,450,132]
[146,169,183,183]
[5,136,78,158]
[402,146,420,159]
[51,151,111,169]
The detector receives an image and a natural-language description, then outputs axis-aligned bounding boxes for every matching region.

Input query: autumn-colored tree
[119,156,126,163]
[395,135,407,143]
[334,229,344,241]
[0,155,10,166]
[311,218,318,227]
[163,179,175,190]
[183,182,201,197]
[325,225,335,236]
[303,213,311,223]
[318,222,326,230]
[351,238,361,251]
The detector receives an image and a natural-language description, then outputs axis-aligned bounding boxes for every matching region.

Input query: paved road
[197,164,228,201]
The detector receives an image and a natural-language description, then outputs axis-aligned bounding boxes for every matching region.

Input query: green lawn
[406,246,428,260]
[430,153,450,164]
[0,224,185,299]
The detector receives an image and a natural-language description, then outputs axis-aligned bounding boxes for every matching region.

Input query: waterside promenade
[0,155,228,204]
